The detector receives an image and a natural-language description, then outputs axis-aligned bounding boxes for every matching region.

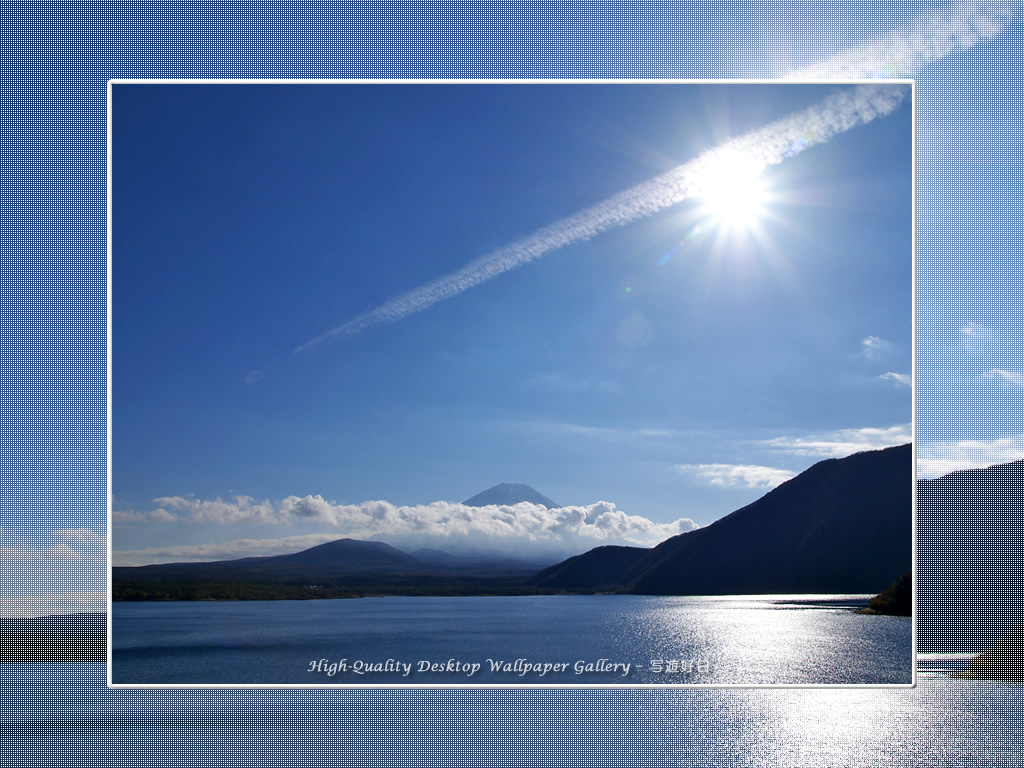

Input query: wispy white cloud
[667,424,911,493]
[295,84,909,352]
[764,424,912,458]
[53,528,106,546]
[498,418,685,446]
[880,371,911,386]
[919,435,1024,479]
[113,496,698,564]
[983,368,1024,386]
[961,322,990,338]
[861,335,889,358]
[113,504,177,523]
[918,322,1008,357]
[674,463,796,489]
[959,322,1001,352]
[1,529,105,565]
[782,1,1018,79]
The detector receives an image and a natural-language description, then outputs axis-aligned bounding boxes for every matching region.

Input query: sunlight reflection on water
[3,664,1022,767]
[645,677,1024,767]
[111,595,911,685]
[612,596,911,684]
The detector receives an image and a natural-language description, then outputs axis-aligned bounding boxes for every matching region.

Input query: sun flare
[696,150,768,233]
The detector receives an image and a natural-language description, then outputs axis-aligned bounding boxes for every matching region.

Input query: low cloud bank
[113,497,699,565]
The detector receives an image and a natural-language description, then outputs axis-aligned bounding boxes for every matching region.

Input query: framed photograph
[108,80,913,688]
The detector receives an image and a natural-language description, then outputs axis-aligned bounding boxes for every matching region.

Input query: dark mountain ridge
[918,458,1024,652]
[114,455,913,603]
[528,545,649,591]
[533,444,912,596]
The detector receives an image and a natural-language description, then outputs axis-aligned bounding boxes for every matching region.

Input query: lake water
[110,594,912,685]
[3,661,1021,767]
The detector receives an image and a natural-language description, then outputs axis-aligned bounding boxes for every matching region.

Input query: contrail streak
[295,84,907,353]
[297,4,1018,354]
[782,1,1017,80]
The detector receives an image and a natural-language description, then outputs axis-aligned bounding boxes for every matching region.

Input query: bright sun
[696,150,768,233]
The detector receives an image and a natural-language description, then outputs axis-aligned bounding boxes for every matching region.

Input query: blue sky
[0,1,1019,621]
[111,82,911,565]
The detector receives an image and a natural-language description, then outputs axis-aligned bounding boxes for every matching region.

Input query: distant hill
[112,538,556,601]
[462,483,560,508]
[534,444,912,596]
[267,538,421,570]
[918,459,1024,652]
[116,538,420,582]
